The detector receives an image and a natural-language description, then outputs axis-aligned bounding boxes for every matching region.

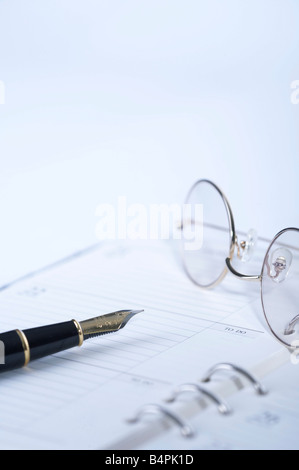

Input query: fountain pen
[0,309,142,373]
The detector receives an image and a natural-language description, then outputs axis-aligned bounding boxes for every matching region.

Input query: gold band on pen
[72,319,84,347]
[16,329,31,367]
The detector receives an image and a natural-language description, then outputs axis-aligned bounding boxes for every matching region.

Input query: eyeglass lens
[261,228,299,348]
[182,180,232,288]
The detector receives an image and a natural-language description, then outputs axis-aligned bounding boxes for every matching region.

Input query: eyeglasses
[180,179,299,350]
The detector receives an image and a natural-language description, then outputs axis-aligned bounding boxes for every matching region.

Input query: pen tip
[80,309,144,339]
[119,309,143,328]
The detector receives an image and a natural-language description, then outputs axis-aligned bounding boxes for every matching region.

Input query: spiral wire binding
[165,383,231,415]
[127,404,194,438]
[127,362,268,439]
[201,362,268,396]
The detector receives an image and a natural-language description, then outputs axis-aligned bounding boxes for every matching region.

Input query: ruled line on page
[0,240,276,448]
[2,284,264,336]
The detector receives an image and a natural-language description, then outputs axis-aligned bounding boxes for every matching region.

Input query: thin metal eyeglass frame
[181,179,299,350]
[260,227,299,349]
[182,179,259,290]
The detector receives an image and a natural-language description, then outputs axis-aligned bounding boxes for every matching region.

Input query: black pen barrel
[0,321,82,373]
[0,310,140,374]
[0,330,27,372]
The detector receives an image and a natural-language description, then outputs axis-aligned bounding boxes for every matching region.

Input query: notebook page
[0,240,283,449]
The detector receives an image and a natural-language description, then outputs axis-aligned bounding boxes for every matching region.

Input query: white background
[0,0,298,285]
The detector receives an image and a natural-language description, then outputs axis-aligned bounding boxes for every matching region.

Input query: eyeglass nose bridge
[226,226,261,282]
[225,257,261,282]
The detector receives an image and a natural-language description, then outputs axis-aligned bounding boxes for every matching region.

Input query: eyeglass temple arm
[284,315,299,336]
[225,258,261,282]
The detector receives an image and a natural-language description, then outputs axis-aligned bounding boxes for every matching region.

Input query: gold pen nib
[79,310,143,340]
